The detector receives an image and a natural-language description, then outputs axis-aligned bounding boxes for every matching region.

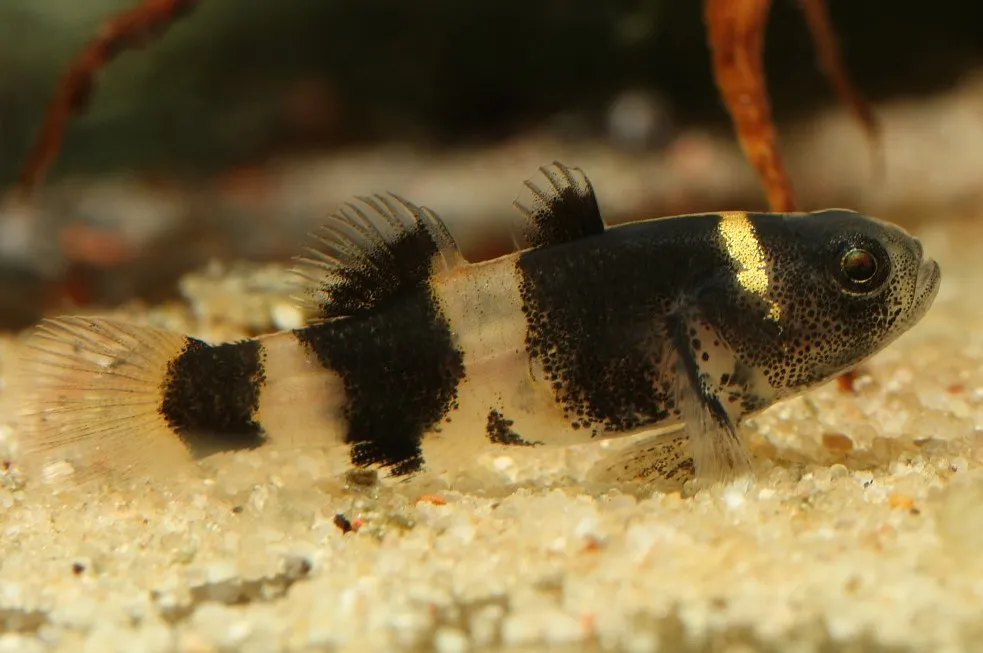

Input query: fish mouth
[910,255,941,320]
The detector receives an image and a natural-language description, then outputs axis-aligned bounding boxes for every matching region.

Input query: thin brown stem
[16,0,202,198]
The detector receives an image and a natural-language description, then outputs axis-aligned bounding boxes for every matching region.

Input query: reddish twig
[704,0,797,212]
[705,0,879,212]
[17,0,202,198]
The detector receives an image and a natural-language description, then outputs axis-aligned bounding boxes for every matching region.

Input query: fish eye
[835,243,888,293]
[841,248,877,283]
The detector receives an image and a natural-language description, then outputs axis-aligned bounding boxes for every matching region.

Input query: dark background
[2,0,982,183]
[0,0,981,329]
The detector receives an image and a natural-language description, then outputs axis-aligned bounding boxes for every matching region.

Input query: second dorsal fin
[512,161,606,249]
[294,194,464,319]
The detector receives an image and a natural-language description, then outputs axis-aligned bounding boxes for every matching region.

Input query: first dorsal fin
[294,194,464,319]
[511,161,606,249]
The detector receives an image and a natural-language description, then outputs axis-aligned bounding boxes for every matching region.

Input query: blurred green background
[3,0,983,183]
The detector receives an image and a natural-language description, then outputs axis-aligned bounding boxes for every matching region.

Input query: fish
[7,162,941,489]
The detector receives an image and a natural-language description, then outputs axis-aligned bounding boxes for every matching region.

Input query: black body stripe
[295,283,465,476]
[516,216,728,434]
[486,409,542,447]
[160,338,267,456]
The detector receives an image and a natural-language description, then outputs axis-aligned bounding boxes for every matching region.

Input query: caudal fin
[11,317,196,485]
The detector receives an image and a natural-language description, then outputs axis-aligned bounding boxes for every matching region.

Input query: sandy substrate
[0,215,981,652]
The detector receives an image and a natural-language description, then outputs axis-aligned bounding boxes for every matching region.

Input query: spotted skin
[160,338,267,456]
[516,215,726,435]
[486,409,542,447]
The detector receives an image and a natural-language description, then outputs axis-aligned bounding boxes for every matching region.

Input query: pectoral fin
[588,311,754,492]
[667,310,754,486]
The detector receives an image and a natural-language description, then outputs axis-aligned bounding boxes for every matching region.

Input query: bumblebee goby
[11,162,940,488]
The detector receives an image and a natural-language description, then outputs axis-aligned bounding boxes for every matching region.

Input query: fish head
[755,209,941,394]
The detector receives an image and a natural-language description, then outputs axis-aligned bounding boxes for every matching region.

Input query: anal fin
[587,427,694,492]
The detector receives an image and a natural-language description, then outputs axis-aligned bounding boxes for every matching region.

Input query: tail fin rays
[11,317,194,485]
